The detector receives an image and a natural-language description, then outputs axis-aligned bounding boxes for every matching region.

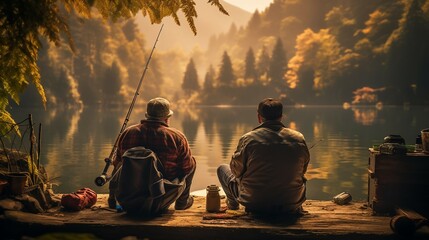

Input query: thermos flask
[206,185,221,212]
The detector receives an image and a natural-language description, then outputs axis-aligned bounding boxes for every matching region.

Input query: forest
[13,0,429,108]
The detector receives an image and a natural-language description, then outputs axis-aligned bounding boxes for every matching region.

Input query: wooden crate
[368,149,429,217]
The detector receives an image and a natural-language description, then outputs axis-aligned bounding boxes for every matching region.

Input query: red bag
[61,188,97,211]
[77,188,97,207]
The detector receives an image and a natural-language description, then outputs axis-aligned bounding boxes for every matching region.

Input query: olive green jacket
[231,120,310,213]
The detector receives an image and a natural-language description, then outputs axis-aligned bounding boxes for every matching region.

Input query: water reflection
[10,105,429,200]
[351,107,378,126]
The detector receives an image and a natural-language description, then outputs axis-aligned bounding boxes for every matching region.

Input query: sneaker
[108,196,117,209]
[226,199,239,210]
[175,196,194,210]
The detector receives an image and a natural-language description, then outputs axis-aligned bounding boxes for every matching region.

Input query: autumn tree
[385,0,429,104]
[0,0,228,133]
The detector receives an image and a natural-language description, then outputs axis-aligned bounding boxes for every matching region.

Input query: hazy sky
[223,0,273,12]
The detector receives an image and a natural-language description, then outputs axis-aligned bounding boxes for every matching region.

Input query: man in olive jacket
[217,98,310,215]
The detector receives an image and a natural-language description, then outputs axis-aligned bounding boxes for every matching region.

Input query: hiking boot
[226,199,239,210]
[175,196,194,210]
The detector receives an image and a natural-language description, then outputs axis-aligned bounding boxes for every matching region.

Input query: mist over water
[11,105,429,200]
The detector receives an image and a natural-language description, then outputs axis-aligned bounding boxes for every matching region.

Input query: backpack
[116,146,186,216]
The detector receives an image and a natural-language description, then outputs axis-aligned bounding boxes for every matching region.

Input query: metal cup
[333,192,352,205]
[421,129,429,153]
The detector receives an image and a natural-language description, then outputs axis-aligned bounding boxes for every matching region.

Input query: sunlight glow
[223,0,273,12]
[216,104,234,108]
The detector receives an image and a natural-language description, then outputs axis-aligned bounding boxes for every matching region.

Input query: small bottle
[415,134,423,152]
[206,185,221,213]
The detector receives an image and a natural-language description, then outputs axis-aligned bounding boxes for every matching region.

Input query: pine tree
[244,47,258,83]
[247,10,262,39]
[0,0,228,132]
[182,58,200,95]
[203,65,215,92]
[269,37,287,90]
[257,46,271,84]
[218,51,235,87]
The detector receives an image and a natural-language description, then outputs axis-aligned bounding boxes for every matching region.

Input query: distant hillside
[135,0,251,52]
[197,0,429,105]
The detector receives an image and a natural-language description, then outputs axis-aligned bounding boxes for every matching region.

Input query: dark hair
[257,98,283,120]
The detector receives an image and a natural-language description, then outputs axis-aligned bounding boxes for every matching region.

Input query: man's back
[231,120,310,213]
[109,97,196,212]
[117,120,195,181]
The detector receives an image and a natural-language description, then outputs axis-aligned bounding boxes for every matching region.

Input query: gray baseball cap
[145,97,174,119]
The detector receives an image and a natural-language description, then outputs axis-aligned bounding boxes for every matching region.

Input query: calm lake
[10,105,429,201]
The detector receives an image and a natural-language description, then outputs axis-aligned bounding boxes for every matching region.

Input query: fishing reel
[94,174,108,186]
[94,157,113,186]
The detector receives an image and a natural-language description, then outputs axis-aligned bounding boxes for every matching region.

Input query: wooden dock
[1,194,429,240]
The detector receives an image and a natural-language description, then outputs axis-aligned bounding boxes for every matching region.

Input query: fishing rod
[308,138,324,150]
[94,24,164,187]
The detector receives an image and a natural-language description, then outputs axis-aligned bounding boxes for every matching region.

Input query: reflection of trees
[300,106,429,200]
[201,109,215,144]
[9,107,85,192]
[181,114,200,143]
[175,107,201,143]
[10,105,429,198]
[213,109,240,159]
[34,106,126,193]
[287,107,367,199]
[191,107,256,169]
[351,107,377,126]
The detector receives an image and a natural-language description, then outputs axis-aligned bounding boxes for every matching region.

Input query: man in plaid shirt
[109,97,196,210]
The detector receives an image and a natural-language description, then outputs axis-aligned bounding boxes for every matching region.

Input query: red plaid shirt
[115,119,196,180]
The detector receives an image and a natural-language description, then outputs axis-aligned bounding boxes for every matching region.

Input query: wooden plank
[2,194,429,240]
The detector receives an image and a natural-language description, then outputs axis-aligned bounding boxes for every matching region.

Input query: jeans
[175,165,196,206]
[217,164,239,206]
